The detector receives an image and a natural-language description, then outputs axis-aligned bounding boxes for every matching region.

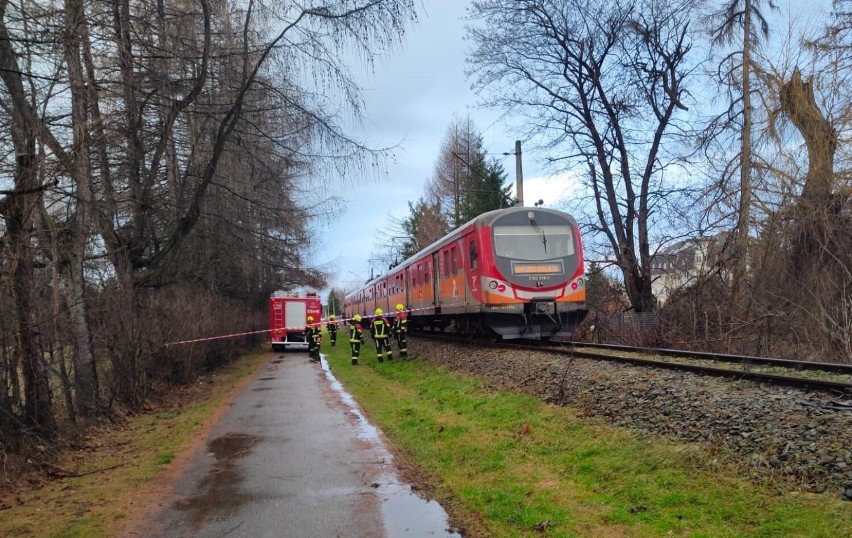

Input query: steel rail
[561,341,852,375]
[553,347,852,393]
[411,333,852,394]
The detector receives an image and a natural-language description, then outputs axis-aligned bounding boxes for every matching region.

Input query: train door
[467,235,481,307]
[382,280,390,314]
[445,243,463,310]
[404,266,411,310]
[431,252,440,312]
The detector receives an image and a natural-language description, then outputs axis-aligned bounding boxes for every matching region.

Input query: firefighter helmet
[375,308,383,316]
[307,316,314,322]
[329,314,335,320]
[354,314,362,322]
[395,303,404,311]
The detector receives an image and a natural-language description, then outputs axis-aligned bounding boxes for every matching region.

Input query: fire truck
[269,291,322,351]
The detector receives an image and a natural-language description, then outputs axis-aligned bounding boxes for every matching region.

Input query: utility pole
[453,126,460,227]
[514,140,524,207]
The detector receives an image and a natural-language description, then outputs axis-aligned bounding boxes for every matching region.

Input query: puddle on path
[173,432,260,529]
[320,357,462,537]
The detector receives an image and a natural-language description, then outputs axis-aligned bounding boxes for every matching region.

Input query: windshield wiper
[530,218,547,253]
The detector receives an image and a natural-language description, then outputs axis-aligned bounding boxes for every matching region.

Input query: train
[343,206,587,340]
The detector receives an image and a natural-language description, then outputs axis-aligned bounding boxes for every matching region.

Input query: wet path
[142,352,459,538]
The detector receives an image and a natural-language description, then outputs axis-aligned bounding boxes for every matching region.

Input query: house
[650,235,731,304]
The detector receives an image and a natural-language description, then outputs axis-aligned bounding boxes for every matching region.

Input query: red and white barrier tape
[164,328,273,346]
[164,305,434,346]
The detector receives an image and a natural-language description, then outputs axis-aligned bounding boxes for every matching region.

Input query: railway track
[411,332,852,395]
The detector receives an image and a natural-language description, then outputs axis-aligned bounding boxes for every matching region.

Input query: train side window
[443,250,449,277]
[469,239,478,270]
[451,247,459,274]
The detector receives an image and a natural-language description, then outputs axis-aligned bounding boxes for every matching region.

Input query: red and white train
[343,207,587,340]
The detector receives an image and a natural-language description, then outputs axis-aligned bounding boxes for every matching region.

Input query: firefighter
[392,303,408,357]
[306,316,321,361]
[327,314,338,346]
[370,308,393,362]
[349,314,364,365]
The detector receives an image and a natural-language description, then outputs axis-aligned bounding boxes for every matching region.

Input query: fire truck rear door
[285,301,306,330]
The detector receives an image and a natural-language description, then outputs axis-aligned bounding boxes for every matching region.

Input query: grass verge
[323,336,851,538]
[0,349,268,538]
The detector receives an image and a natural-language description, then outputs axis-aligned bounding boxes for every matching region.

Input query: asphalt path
[139,351,459,538]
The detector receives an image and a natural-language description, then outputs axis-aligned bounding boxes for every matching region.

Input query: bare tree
[54,0,100,417]
[684,4,852,360]
[0,0,56,437]
[0,0,418,446]
[401,196,449,256]
[710,0,778,294]
[429,116,479,228]
[427,116,512,228]
[779,70,839,260]
[87,0,415,403]
[467,0,699,312]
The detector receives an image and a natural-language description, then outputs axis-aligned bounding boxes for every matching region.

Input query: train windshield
[493,225,574,260]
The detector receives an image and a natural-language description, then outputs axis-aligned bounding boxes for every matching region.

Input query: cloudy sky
[309,0,831,296]
[311,1,569,295]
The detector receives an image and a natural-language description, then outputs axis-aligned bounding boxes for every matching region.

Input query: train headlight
[497,284,506,292]
[489,281,498,289]
[571,282,578,290]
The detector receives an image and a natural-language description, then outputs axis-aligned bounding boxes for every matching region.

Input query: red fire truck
[269,291,323,351]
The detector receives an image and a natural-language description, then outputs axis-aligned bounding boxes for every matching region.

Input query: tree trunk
[0,336,17,448]
[734,0,753,297]
[0,0,56,438]
[62,269,100,414]
[779,68,838,272]
[59,0,101,417]
[48,259,77,425]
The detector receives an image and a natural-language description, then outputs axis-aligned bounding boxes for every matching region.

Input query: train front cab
[476,208,587,339]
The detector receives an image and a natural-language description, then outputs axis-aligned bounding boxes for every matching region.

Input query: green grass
[322,334,851,537]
